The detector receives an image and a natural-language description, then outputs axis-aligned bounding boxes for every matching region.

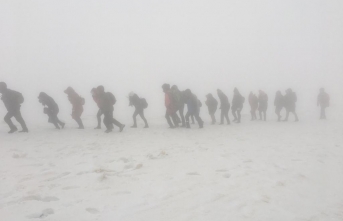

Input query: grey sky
[1,0,342,121]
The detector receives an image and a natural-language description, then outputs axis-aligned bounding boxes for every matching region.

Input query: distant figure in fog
[97,86,125,133]
[258,90,268,121]
[38,92,65,129]
[248,92,258,121]
[205,93,218,124]
[284,88,299,122]
[274,91,284,122]
[64,87,85,129]
[232,88,245,123]
[129,92,149,128]
[217,89,230,125]
[0,82,28,133]
[91,88,104,129]
[171,85,185,127]
[162,84,179,128]
[184,89,204,128]
[317,88,330,119]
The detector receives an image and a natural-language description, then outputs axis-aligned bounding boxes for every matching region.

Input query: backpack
[80,97,85,105]
[106,92,116,106]
[15,91,24,104]
[141,98,148,109]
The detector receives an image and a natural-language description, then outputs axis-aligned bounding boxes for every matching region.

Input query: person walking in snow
[317,88,330,120]
[205,93,218,124]
[129,92,149,128]
[217,89,230,125]
[248,92,258,121]
[232,88,245,123]
[274,91,284,122]
[171,85,185,127]
[38,92,65,129]
[0,82,28,133]
[284,88,299,122]
[64,87,85,129]
[91,88,105,129]
[258,90,268,121]
[97,85,125,133]
[184,89,204,128]
[162,84,179,128]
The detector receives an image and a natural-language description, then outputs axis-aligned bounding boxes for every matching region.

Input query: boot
[119,124,125,132]
[186,122,191,128]
[8,127,18,134]
[19,128,29,133]
[105,129,112,133]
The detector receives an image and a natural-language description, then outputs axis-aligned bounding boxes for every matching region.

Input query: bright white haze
[1,0,342,126]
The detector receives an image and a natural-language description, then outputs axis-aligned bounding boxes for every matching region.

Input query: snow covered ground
[1,114,343,221]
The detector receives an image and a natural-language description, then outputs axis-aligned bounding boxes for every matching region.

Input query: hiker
[64,87,85,129]
[232,88,245,123]
[217,89,230,125]
[317,88,330,119]
[0,82,28,133]
[97,85,125,133]
[38,92,65,129]
[171,85,185,127]
[206,93,218,124]
[91,88,104,129]
[184,89,204,128]
[258,90,268,121]
[274,91,284,121]
[248,92,258,121]
[129,92,149,128]
[162,84,179,128]
[284,88,299,122]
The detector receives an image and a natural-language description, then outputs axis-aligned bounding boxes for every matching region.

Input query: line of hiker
[0,82,331,133]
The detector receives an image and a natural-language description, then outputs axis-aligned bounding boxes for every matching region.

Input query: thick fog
[1,0,343,126]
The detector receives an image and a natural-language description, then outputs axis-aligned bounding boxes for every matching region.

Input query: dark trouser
[221,108,230,124]
[4,109,28,131]
[72,109,84,128]
[133,108,148,127]
[275,106,283,121]
[232,108,242,123]
[250,108,257,121]
[320,106,326,119]
[47,109,64,129]
[259,109,267,121]
[103,110,123,130]
[178,104,186,126]
[165,110,179,128]
[97,109,103,128]
[209,109,217,124]
[285,108,299,121]
[185,111,203,128]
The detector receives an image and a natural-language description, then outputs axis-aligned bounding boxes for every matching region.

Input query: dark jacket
[218,92,230,110]
[249,93,258,110]
[205,94,218,113]
[98,91,115,112]
[38,92,59,113]
[317,92,330,107]
[185,94,199,114]
[258,92,268,111]
[274,92,284,108]
[1,89,23,111]
[284,91,297,111]
[129,94,146,110]
[232,90,244,110]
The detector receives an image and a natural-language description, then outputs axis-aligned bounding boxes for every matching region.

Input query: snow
[1,115,343,221]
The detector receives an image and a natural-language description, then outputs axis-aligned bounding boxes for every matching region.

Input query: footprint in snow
[27,208,54,219]
[86,208,100,214]
[187,172,200,176]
